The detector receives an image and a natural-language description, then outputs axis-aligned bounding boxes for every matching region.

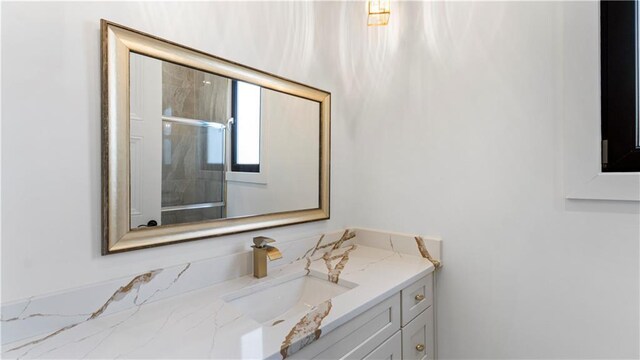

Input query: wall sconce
[368,0,390,26]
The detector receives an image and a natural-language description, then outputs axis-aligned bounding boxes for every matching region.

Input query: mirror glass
[129,53,320,229]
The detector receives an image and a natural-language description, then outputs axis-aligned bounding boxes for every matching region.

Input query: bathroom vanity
[1,229,440,359]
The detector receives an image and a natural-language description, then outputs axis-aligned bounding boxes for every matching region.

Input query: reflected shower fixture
[368,0,390,26]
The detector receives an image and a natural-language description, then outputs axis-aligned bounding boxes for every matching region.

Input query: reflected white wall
[226,88,319,218]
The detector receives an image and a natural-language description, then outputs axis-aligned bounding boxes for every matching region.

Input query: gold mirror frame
[101,20,330,254]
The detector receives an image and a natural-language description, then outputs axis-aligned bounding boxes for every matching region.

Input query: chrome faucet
[252,236,282,278]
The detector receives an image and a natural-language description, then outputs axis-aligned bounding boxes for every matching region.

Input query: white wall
[1,1,638,359]
[226,88,319,217]
[348,2,639,359]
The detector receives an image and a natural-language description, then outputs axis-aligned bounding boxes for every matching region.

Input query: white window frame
[563,2,639,201]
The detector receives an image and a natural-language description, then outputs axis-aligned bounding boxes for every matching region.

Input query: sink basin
[223,271,357,325]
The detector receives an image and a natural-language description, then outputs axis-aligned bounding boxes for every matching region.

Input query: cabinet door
[401,274,433,326]
[401,307,434,360]
[362,331,402,360]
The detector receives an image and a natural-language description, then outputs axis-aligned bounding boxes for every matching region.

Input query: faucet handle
[253,236,275,248]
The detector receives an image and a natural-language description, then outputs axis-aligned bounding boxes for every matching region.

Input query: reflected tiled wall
[162,62,230,122]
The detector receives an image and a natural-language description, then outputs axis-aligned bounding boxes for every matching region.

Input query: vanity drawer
[292,293,400,360]
[362,330,402,360]
[401,274,433,326]
[401,307,434,360]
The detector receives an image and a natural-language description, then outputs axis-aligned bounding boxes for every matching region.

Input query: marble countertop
[2,233,435,359]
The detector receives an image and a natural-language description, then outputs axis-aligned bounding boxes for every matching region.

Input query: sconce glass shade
[368,0,391,26]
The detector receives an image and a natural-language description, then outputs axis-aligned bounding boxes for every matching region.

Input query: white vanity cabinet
[290,273,435,360]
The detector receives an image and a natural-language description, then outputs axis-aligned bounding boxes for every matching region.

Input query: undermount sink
[223,271,357,325]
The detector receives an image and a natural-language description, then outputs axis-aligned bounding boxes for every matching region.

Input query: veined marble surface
[1,231,346,345]
[1,229,440,359]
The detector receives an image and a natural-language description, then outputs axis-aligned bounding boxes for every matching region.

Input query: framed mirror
[101,20,330,254]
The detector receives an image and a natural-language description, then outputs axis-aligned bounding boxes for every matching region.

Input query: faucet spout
[252,236,282,278]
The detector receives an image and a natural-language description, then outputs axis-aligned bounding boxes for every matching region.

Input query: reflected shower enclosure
[129,53,230,228]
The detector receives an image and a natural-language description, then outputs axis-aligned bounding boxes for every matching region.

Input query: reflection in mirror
[129,53,320,229]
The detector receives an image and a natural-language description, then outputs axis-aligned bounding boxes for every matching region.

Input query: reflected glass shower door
[161,118,226,225]
[159,61,230,225]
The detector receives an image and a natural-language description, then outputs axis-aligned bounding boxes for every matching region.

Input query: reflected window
[601,0,640,171]
[232,81,261,172]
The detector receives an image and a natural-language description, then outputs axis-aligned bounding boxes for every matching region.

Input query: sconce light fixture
[368,0,391,26]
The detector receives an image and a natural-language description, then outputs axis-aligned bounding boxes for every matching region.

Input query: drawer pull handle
[416,344,425,352]
[415,294,425,301]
